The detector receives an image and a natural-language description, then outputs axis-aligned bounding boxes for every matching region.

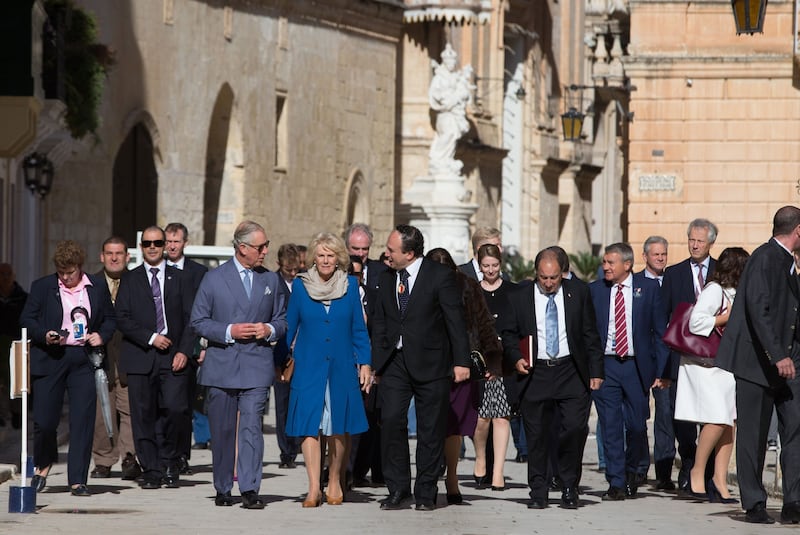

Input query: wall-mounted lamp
[22,152,55,198]
[731,0,767,34]
[560,84,634,142]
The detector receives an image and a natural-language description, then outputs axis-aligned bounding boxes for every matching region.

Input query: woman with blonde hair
[285,232,372,507]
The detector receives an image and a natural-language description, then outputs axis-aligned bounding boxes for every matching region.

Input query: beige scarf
[298,266,349,305]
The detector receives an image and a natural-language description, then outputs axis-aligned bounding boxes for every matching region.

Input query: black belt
[536,356,572,367]
[606,354,635,362]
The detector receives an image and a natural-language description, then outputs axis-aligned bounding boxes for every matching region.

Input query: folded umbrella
[87,347,114,447]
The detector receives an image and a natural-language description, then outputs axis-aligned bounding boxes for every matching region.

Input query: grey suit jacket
[191,259,288,389]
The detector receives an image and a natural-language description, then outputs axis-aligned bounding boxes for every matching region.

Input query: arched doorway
[112,123,157,246]
[343,169,369,228]
[204,83,245,245]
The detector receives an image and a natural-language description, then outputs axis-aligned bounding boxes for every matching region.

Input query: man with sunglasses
[191,220,287,509]
[115,226,196,490]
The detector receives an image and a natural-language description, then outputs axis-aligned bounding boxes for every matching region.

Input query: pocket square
[264,286,272,295]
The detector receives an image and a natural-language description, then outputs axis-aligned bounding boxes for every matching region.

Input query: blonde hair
[308,232,350,272]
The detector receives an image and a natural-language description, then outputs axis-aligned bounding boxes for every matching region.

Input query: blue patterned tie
[546,293,558,357]
[243,269,252,299]
[398,269,410,317]
[150,267,165,333]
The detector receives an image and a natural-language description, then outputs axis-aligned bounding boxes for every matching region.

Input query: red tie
[614,284,628,356]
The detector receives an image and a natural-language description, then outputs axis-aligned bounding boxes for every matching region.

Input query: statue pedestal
[399,172,478,264]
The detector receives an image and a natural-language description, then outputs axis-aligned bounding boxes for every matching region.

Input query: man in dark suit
[345,222,388,320]
[191,220,287,509]
[589,242,670,501]
[90,236,141,481]
[371,224,470,511]
[716,206,800,524]
[659,219,717,491]
[164,222,208,471]
[115,226,196,490]
[502,248,604,509]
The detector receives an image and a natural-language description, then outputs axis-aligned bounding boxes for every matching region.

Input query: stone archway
[112,122,158,245]
[343,168,369,228]
[204,83,245,245]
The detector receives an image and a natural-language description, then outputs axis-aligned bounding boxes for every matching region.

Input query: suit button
[325,338,331,342]
[493,314,498,319]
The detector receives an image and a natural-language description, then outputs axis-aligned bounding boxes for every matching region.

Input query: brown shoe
[91,465,111,478]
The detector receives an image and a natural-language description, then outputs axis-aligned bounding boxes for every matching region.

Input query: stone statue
[428,43,474,177]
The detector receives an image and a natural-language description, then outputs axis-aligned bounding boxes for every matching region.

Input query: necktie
[398,269,410,317]
[243,269,252,299]
[545,293,559,358]
[150,267,165,333]
[614,284,628,356]
[695,263,705,297]
[109,278,120,303]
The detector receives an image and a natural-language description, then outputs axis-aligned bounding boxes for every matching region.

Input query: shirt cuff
[265,323,276,342]
[148,333,158,346]
[225,325,234,344]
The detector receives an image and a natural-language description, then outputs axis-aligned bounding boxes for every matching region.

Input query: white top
[689,281,734,337]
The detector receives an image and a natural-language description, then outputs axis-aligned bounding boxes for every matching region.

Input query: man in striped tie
[589,243,670,501]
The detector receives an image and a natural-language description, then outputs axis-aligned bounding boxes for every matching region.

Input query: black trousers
[127,354,189,481]
[380,350,450,505]
[32,346,96,486]
[273,381,298,462]
[521,359,590,500]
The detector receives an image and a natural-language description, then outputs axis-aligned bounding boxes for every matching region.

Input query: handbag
[662,293,725,359]
[281,356,295,383]
[469,350,487,380]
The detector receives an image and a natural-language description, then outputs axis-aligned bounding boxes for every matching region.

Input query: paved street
[0,406,791,534]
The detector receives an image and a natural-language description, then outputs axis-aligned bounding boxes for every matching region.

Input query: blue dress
[285,275,371,437]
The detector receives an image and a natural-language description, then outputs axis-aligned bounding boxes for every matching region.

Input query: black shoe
[446,493,463,505]
[549,476,563,491]
[162,467,180,489]
[178,456,192,475]
[380,490,411,510]
[527,497,548,509]
[139,477,161,490]
[706,479,738,504]
[602,486,626,501]
[415,502,435,511]
[241,490,265,509]
[654,478,675,491]
[121,453,142,481]
[491,485,505,491]
[746,502,775,524]
[561,487,579,509]
[31,474,47,493]
[279,460,297,469]
[625,474,639,498]
[473,474,488,489]
[515,453,528,463]
[781,501,800,523]
[215,491,234,506]
[192,442,209,450]
[91,465,112,478]
[677,464,692,492]
[70,484,91,497]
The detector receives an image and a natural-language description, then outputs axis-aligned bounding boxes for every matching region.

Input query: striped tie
[150,267,165,333]
[614,284,628,356]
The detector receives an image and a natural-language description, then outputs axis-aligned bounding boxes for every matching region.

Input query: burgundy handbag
[662,296,725,359]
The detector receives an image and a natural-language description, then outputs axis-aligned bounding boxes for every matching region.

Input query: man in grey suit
[191,220,288,509]
[716,206,800,524]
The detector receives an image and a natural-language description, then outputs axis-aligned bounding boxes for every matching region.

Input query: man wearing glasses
[191,220,287,509]
[115,226,196,490]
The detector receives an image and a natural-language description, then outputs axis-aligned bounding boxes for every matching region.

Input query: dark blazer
[115,264,196,375]
[716,239,800,388]
[502,278,604,390]
[589,272,670,392]
[182,258,208,296]
[371,258,470,382]
[363,258,388,324]
[660,256,717,378]
[20,273,116,376]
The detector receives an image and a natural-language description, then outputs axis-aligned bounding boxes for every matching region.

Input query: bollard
[8,485,36,513]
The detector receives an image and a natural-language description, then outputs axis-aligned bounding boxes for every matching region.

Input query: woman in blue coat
[285,232,372,508]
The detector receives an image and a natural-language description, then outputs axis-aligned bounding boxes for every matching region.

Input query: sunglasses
[142,240,166,248]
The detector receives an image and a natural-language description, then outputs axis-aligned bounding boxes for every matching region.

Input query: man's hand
[776,357,796,380]
[515,358,531,375]
[590,378,604,391]
[85,332,104,347]
[652,378,672,389]
[230,323,259,340]
[453,365,471,383]
[253,323,273,340]
[197,349,206,365]
[152,334,172,351]
[172,352,188,372]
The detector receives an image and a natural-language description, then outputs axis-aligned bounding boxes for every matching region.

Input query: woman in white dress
[675,247,750,503]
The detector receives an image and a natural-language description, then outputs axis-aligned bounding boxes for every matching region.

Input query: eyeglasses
[242,241,270,253]
[141,240,165,248]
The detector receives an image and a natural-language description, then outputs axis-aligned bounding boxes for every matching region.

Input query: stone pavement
[0,404,789,534]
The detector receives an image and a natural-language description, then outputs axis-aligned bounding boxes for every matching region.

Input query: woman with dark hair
[474,243,516,491]
[675,246,750,503]
[424,247,502,504]
[20,240,116,496]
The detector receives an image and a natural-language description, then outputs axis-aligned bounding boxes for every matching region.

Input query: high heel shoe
[684,481,707,500]
[31,465,51,493]
[326,493,344,505]
[302,493,322,508]
[707,479,738,504]
[473,474,488,488]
